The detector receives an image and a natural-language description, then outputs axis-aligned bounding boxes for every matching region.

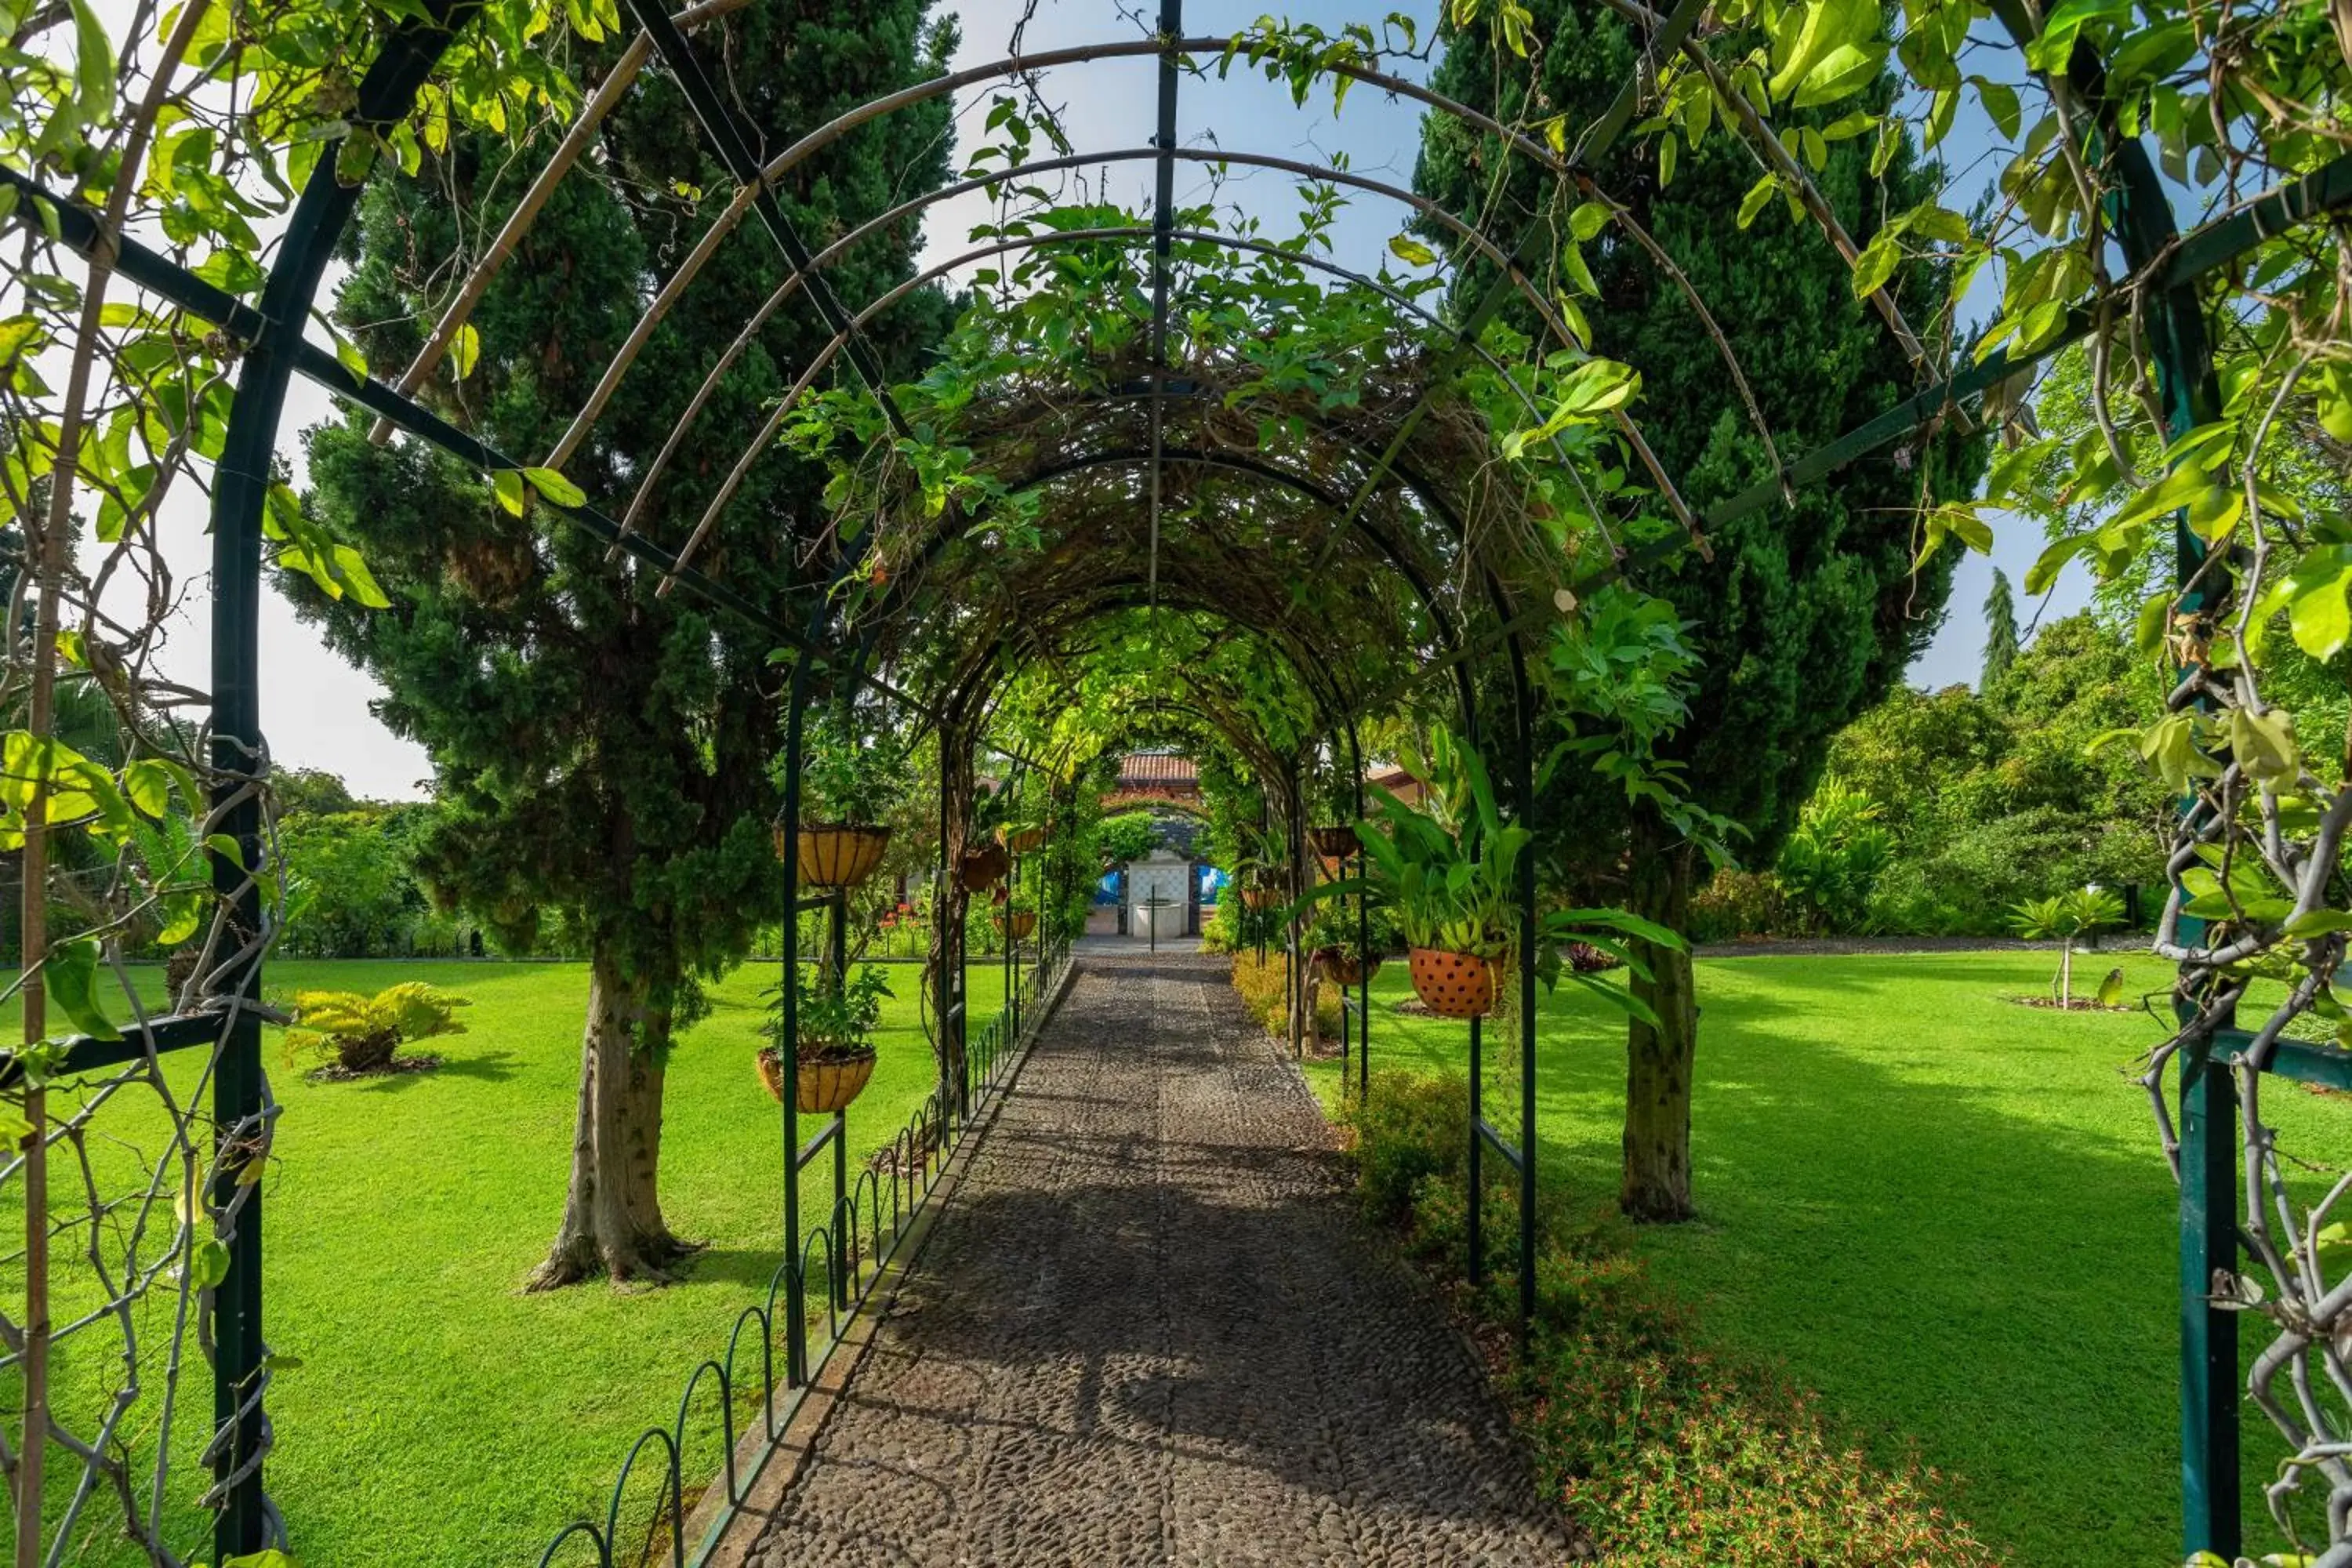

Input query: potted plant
[959,838,1010,891]
[1307,907,1381,986]
[775,706,903,891]
[1307,726,1681,1022]
[1309,824,1359,860]
[1231,822,1286,909]
[757,964,891,1113]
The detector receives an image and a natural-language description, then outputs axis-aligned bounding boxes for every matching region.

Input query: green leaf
[523,466,585,508]
[122,757,174,817]
[1793,41,1888,108]
[67,0,115,120]
[44,936,119,1041]
[1567,201,1611,243]
[1736,174,1778,230]
[1559,240,1598,298]
[2230,707,2299,785]
[1850,234,1900,299]
[189,1237,232,1290]
[1387,234,1436,268]
[491,469,526,517]
[450,321,480,380]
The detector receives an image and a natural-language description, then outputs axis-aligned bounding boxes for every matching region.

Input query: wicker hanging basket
[1314,948,1376,987]
[781,823,891,891]
[997,909,1037,939]
[1408,947,1497,1019]
[1240,886,1278,911]
[1004,825,1048,855]
[758,1046,877,1113]
[959,841,1010,892]
[1308,826,1358,859]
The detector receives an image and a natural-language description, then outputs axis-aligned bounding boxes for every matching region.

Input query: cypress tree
[1417,9,1985,1219]
[1982,567,2020,689]
[299,8,954,1285]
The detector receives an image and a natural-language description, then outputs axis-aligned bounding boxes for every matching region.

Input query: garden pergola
[7,0,2352,1563]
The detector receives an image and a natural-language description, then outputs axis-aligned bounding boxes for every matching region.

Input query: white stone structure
[1127,845,1193,940]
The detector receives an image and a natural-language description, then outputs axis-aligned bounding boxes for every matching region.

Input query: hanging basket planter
[1308,826,1358,859]
[959,841,1010,892]
[759,1045,877,1114]
[1408,948,1497,1019]
[1314,948,1378,988]
[997,909,1037,939]
[1003,825,1048,855]
[782,823,891,891]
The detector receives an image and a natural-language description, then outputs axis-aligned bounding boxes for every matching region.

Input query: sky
[100,0,2096,800]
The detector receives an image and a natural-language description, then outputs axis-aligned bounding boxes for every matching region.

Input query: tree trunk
[526,946,695,1290]
[1621,815,1700,1223]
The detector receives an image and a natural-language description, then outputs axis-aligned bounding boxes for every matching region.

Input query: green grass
[1298,948,2351,1568]
[7,956,1007,1568]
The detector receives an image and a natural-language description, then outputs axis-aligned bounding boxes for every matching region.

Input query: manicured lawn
[1298,948,2350,1568]
[8,956,1006,1568]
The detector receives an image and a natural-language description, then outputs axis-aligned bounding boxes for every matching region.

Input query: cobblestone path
[750,951,1569,1568]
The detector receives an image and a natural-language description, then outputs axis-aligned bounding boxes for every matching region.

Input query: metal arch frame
[819,421,1549,1330]
[862,443,1485,729]
[612,162,1618,553]
[196,9,470,1558]
[951,584,1372,759]
[5,0,2346,1552]
[638,146,1679,593]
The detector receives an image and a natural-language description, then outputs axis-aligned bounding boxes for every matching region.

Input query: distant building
[1089,789,1208,938]
[1102,751,1202,814]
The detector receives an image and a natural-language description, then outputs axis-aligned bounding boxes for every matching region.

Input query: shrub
[1229,952,1339,1040]
[1683,868,1792,943]
[285,982,470,1076]
[1341,1070,2000,1566]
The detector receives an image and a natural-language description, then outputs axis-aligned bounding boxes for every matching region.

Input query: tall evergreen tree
[1982,568,2020,688]
[1417,9,1985,1219]
[299,9,954,1286]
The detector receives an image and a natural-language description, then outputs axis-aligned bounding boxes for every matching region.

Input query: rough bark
[526,946,695,1289]
[1621,815,1700,1223]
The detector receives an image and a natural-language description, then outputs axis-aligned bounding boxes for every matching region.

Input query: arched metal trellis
[7,0,2352,1559]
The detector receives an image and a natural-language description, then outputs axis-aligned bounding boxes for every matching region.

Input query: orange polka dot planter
[1408,947,1498,1019]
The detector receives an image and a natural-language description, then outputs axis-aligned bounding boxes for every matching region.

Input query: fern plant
[284,982,471,1075]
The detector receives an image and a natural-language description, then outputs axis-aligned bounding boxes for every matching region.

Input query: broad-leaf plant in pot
[759,963,892,1114]
[1314,727,1682,1022]
[778,705,905,892]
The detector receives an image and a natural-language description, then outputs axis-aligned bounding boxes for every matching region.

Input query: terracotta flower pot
[758,1046,877,1113]
[998,909,1037,939]
[959,841,1010,892]
[1409,947,1497,1019]
[1309,826,1358,859]
[785,823,891,891]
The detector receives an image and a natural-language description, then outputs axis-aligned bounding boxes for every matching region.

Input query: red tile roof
[1117,753,1199,787]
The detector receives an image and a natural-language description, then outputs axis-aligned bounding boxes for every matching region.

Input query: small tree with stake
[2008,886,2125,1007]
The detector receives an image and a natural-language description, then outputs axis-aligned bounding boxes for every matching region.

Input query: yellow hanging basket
[758,1046,877,1113]
[782,823,891,891]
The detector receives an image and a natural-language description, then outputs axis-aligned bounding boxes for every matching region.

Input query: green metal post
[201,22,458,1558]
